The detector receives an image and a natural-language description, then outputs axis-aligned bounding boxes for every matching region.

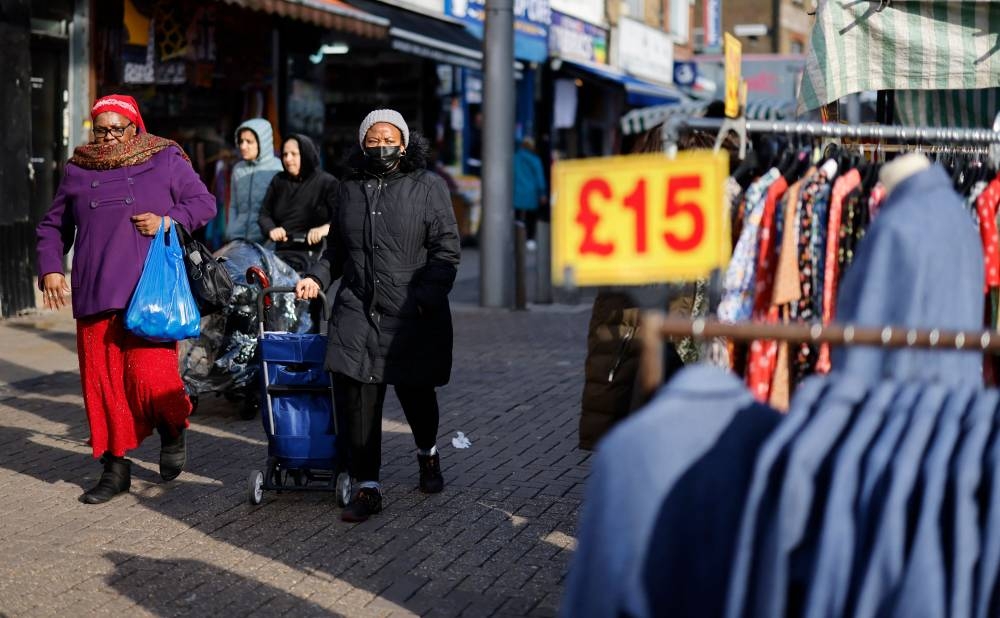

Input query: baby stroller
[179,240,312,419]
[247,286,351,506]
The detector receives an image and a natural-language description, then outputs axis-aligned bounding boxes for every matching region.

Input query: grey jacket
[226,118,283,242]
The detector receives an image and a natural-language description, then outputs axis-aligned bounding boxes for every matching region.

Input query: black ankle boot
[417,452,444,494]
[159,426,187,482]
[80,454,131,504]
[341,487,383,523]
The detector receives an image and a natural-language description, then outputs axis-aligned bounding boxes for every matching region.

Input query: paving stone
[0,286,594,617]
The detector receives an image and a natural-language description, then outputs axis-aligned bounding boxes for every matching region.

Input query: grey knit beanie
[358,109,409,147]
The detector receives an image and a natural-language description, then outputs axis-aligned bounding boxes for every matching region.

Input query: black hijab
[258,134,339,238]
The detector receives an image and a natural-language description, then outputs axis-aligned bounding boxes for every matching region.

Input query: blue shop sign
[673,61,697,87]
[446,0,551,63]
[549,10,607,65]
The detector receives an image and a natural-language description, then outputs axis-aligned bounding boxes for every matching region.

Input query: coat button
[90,200,98,208]
[90,180,99,188]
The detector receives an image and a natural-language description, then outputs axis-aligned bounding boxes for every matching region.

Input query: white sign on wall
[615,17,674,85]
[549,0,605,27]
[395,0,446,15]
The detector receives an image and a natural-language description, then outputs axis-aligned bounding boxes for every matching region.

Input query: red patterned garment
[747,176,789,402]
[816,169,862,374]
[77,312,191,458]
[976,174,1000,292]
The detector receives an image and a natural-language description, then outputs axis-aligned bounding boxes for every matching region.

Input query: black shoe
[159,426,187,482]
[341,487,382,523]
[417,452,444,494]
[80,454,131,504]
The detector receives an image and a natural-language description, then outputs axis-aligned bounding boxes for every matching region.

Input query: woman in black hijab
[258,133,339,272]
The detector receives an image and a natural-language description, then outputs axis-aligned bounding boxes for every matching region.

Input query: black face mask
[364,145,402,174]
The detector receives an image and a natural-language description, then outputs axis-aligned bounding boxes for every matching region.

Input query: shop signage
[551,151,730,286]
[549,0,603,28]
[445,0,551,63]
[673,61,697,87]
[616,17,674,85]
[724,32,742,118]
[395,0,446,14]
[549,11,608,64]
[703,0,721,50]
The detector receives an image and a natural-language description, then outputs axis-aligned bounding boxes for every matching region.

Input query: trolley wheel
[336,473,352,508]
[248,470,264,505]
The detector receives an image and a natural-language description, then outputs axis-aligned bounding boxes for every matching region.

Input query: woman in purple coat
[35,95,216,504]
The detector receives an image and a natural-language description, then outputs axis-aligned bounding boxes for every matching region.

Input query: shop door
[30,40,69,222]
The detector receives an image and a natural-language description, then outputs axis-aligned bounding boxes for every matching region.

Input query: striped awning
[620,101,709,135]
[799,1,1000,115]
[619,97,796,135]
[744,97,796,121]
[217,0,388,38]
[894,88,1000,128]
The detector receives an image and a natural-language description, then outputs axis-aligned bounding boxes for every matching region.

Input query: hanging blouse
[793,166,835,384]
[975,175,1000,291]
[816,169,862,374]
[768,172,813,411]
[868,182,886,221]
[747,176,790,402]
[718,168,782,323]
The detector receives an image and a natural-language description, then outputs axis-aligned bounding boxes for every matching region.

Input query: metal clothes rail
[661,115,1000,160]
[637,314,1000,397]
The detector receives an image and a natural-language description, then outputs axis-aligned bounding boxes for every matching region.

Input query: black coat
[308,134,460,386]
[258,133,338,243]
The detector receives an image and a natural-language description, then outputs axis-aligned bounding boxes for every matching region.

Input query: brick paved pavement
[0,253,595,617]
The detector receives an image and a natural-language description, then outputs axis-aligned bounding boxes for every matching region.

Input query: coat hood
[283,133,321,180]
[235,118,278,165]
[344,131,430,177]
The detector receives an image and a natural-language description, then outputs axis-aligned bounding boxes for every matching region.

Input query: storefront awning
[217,0,389,38]
[620,96,798,136]
[345,0,485,70]
[556,58,690,107]
[799,1,1000,114]
[620,101,710,135]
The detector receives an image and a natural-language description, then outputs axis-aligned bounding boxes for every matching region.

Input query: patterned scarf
[69,133,189,170]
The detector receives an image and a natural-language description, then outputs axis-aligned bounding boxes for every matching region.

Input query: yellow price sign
[551,150,731,287]
[724,32,742,118]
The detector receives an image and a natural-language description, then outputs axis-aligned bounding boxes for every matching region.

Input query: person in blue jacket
[225,118,283,243]
[512,136,546,244]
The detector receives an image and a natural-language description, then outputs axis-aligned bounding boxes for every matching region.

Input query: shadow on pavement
[0,310,587,616]
[103,552,345,617]
[4,321,78,355]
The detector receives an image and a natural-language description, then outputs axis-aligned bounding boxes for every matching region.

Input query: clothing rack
[662,116,1000,162]
[637,314,1000,397]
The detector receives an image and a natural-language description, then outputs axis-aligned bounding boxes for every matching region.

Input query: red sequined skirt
[76,312,191,458]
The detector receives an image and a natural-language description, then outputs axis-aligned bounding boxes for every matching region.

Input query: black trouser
[333,374,440,483]
[514,209,537,240]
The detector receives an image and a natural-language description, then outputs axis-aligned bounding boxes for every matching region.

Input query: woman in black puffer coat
[297,109,460,523]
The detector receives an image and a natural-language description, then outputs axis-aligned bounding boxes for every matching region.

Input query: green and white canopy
[800,0,1000,127]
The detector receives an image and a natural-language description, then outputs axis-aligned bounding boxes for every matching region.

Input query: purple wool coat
[36,146,216,319]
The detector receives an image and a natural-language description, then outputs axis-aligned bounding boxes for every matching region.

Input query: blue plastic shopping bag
[125,219,201,341]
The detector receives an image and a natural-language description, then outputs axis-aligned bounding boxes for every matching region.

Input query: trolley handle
[257,285,328,333]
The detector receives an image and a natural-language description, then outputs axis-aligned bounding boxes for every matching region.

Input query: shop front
[545,10,687,159]
[92,0,387,192]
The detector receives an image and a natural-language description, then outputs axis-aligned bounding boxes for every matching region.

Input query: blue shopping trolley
[247,286,351,506]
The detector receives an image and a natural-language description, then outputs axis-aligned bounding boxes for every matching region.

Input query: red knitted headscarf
[91,94,147,133]
[70,95,190,170]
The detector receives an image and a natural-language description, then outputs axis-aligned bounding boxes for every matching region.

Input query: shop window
[622,0,644,19]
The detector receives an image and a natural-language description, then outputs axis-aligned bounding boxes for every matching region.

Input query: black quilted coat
[308,134,460,386]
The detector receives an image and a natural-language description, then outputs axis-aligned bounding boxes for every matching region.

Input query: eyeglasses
[93,122,133,138]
